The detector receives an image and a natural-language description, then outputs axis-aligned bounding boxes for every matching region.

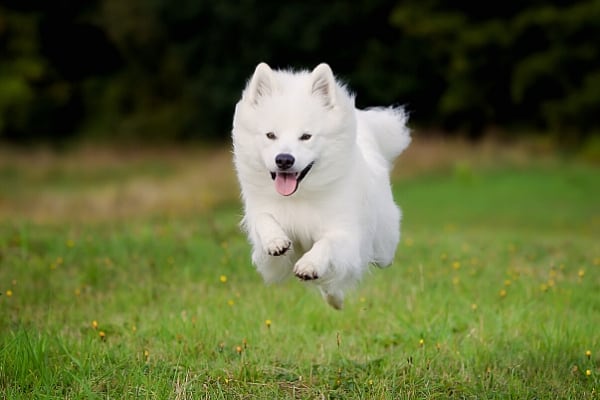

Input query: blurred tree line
[1,0,598,143]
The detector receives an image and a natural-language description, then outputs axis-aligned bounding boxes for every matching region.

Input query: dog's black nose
[275,153,295,170]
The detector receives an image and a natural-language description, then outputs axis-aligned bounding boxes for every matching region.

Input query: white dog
[232,63,410,309]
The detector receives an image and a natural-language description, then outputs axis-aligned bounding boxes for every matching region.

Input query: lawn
[0,139,598,399]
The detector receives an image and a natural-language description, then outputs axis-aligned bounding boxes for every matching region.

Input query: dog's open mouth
[270,162,314,196]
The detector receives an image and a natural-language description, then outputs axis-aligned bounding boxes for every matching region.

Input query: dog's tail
[358,107,411,165]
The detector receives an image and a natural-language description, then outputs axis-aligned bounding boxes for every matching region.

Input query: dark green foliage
[389,0,600,137]
[0,1,598,142]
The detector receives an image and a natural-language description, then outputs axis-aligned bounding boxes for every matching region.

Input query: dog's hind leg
[252,248,295,283]
[295,233,363,310]
[320,288,344,310]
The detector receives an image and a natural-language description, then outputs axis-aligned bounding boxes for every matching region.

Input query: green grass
[1,148,599,399]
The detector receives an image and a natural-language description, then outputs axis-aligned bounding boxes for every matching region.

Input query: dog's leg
[294,233,363,309]
[294,234,360,280]
[253,213,291,256]
[252,248,295,283]
[293,238,331,281]
[320,288,344,310]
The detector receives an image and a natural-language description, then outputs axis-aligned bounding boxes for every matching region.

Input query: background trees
[1,0,598,143]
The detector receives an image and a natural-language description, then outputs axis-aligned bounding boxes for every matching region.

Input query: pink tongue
[274,173,298,196]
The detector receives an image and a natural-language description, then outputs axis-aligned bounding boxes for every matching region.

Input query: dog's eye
[299,133,312,141]
[265,132,276,140]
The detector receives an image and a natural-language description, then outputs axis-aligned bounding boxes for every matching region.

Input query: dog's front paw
[265,237,292,256]
[293,261,320,281]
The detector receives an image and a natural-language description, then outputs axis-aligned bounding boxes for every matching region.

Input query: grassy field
[0,138,599,399]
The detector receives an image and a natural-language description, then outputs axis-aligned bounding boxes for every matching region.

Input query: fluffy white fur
[232,63,410,309]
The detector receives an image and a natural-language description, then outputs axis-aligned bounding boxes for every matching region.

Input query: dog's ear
[310,63,336,108]
[246,63,274,105]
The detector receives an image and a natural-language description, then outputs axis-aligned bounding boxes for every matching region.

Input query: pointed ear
[310,63,336,108]
[246,62,274,105]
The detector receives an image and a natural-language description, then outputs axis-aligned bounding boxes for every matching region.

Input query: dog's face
[260,128,317,196]
[233,63,356,197]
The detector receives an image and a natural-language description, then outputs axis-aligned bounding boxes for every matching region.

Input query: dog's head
[233,63,356,197]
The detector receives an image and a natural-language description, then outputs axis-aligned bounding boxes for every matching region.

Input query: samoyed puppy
[232,63,410,309]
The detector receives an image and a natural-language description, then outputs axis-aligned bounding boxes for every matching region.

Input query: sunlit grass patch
[0,141,598,398]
